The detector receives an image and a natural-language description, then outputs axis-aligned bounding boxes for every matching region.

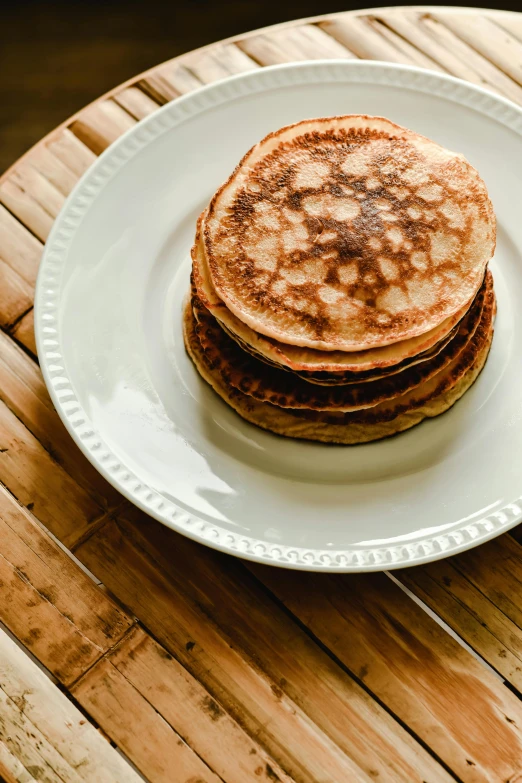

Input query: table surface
[2,6,522,782]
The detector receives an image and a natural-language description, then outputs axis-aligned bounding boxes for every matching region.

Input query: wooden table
[2,7,522,782]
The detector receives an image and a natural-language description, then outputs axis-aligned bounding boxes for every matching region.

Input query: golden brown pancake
[191,272,492,412]
[192,218,476,373]
[183,295,494,444]
[203,115,496,351]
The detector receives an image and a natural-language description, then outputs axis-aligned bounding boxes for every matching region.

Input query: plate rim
[35,58,522,572]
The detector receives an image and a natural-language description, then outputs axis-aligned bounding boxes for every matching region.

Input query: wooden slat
[0,627,140,782]
[249,564,522,782]
[75,512,454,783]
[138,63,204,104]
[410,12,522,104]
[69,100,136,156]
[0,262,33,329]
[0,397,104,548]
[25,145,79,197]
[0,485,132,685]
[182,43,259,84]
[0,743,28,783]
[46,129,97,179]
[113,85,162,120]
[0,330,123,508]
[320,16,442,70]
[73,657,223,783]
[436,13,522,86]
[493,11,522,44]
[377,12,497,83]
[0,205,42,287]
[400,539,522,689]
[11,308,36,356]
[73,626,293,783]
[4,164,65,223]
[237,25,355,65]
[0,178,54,243]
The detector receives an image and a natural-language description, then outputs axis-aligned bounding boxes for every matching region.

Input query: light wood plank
[250,564,522,782]
[0,205,42,286]
[46,129,97,179]
[377,11,496,82]
[0,742,30,783]
[400,547,522,689]
[0,628,140,782]
[414,12,522,104]
[182,43,259,84]
[74,628,292,783]
[113,86,162,120]
[75,514,454,783]
[11,308,36,357]
[69,100,136,156]
[0,179,54,243]
[138,63,203,104]
[0,260,33,329]
[320,16,441,69]
[493,12,522,44]
[101,626,293,783]
[73,657,223,783]
[237,25,355,65]
[0,485,132,685]
[0,398,104,549]
[0,330,123,508]
[25,145,79,197]
[6,165,65,222]
[437,13,522,86]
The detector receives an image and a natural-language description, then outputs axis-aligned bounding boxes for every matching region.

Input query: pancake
[220,319,459,385]
[203,115,496,351]
[183,295,494,445]
[192,272,492,412]
[192,217,475,373]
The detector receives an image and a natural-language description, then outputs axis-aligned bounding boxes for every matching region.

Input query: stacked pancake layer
[184,116,497,444]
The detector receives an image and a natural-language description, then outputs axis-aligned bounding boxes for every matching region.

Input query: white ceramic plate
[36,61,522,571]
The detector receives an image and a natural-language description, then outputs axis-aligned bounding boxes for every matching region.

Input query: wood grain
[46,129,97,179]
[73,625,294,783]
[382,11,522,103]
[250,564,522,782]
[70,100,136,156]
[437,13,522,86]
[75,512,455,783]
[138,63,204,104]
[113,85,162,120]
[0,262,33,330]
[400,541,522,690]
[0,484,132,685]
[0,177,55,242]
[0,205,42,288]
[0,397,104,548]
[320,16,441,69]
[0,627,140,782]
[182,43,259,84]
[73,657,224,783]
[10,308,36,356]
[237,25,355,65]
[0,329,122,508]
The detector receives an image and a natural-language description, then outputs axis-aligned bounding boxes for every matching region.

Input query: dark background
[1,0,518,173]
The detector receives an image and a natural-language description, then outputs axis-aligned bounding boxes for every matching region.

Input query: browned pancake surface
[183,295,494,444]
[204,115,496,351]
[192,272,492,412]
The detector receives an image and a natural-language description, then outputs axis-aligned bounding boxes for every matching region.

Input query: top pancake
[204,115,496,351]
[193,217,474,373]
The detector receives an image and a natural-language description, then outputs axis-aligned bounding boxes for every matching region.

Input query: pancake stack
[184,116,496,444]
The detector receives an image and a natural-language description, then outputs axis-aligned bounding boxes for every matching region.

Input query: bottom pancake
[183,296,494,445]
